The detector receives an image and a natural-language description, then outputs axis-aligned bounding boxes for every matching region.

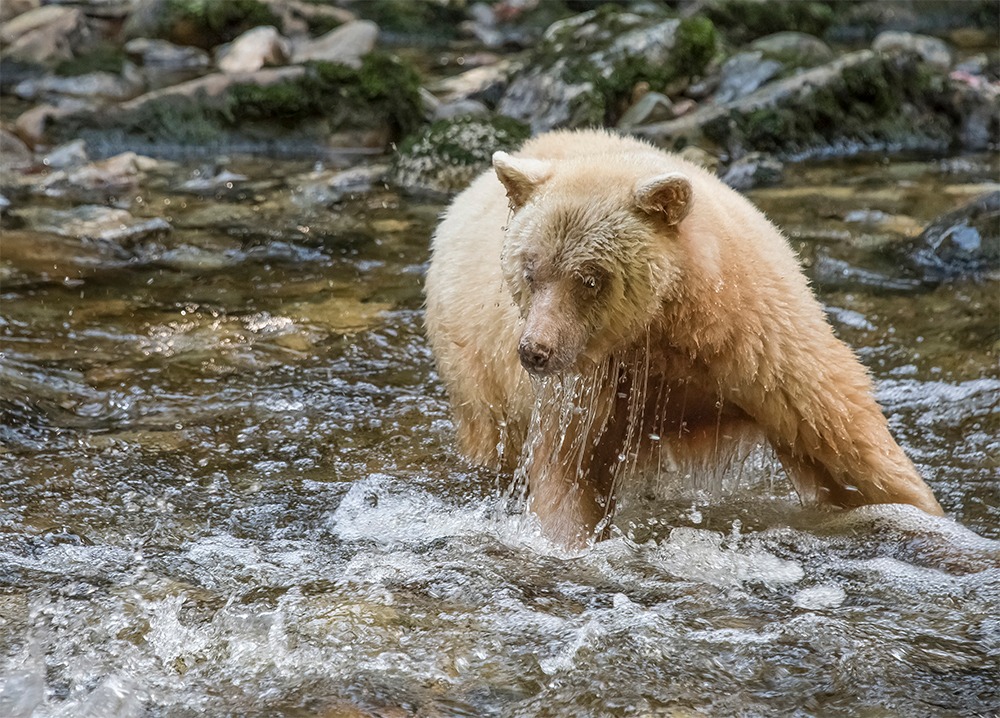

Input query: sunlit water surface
[1,152,997,717]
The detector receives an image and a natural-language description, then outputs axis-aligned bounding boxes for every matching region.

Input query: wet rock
[432,60,511,107]
[634,48,962,159]
[291,164,389,207]
[901,192,1000,281]
[0,6,88,63]
[291,19,378,68]
[124,37,211,73]
[12,204,171,245]
[178,167,248,193]
[42,138,89,169]
[843,209,923,240]
[433,98,489,120]
[37,152,156,198]
[216,25,290,74]
[812,251,922,292]
[14,102,89,147]
[873,31,953,72]
[392,115,530,196]
[0,128,32,170]
[948,71,1000,152]
[498,8,717,132]
[720,152,784,191]
[714,51,784,104]
[749,31,834,68]
[13,69,144,102]
[617,91,674,130]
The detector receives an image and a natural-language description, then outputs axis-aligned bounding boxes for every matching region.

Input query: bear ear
[634,172,693,225]
[493,151,552,209]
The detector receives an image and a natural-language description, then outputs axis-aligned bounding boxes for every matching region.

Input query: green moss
[352,0,467,42]
[228,52,425,137]
[713,53,957,157]
[392,115,531,194]
[670,16,719,78]
[54,44,126,76]
[540,8,716,127]
[704,0,833,45]
[50,52,425,149]
[163,0,281,47]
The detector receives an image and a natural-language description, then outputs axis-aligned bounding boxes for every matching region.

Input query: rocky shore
[1,0,997,280]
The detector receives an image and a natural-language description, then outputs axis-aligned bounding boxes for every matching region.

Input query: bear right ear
[634,172,693,225]
[493,151,551,210]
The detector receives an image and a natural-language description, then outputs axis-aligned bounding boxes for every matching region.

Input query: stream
[1,149,998,717]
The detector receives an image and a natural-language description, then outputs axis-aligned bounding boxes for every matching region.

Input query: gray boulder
[902,192,1000,281]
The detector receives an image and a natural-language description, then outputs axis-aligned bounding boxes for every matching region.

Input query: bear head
[493,150,693,376]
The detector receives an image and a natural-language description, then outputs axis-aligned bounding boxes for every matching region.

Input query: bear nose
[519,339,552,373]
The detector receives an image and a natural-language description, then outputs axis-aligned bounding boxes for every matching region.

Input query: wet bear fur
[424,129,943,546]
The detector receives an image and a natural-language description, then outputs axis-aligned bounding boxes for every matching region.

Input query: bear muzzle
[518,338,554,374]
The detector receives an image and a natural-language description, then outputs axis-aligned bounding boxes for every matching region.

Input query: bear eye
[580,272,603,293]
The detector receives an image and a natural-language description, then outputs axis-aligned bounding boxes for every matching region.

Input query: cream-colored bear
[424,129,943,547]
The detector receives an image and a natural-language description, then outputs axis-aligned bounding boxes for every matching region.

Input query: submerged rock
[391,115,529,196]
[13,204,171,245]
[720,152,784,191]
[901,192,1000,281]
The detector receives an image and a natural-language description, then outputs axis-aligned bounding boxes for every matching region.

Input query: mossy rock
[391,115,531,196]
[228,54,425,136]
[498,7,718,132]
[351,0,468,44]
[638,48,960,160]
[703,0,834,45]
[54,43,127,77]
[700,51,955,157]
[124,0,282,49]
[48,53,426,153]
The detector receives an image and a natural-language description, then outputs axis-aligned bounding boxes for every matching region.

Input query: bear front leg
[744,347,944,516]
[522,380,628,547]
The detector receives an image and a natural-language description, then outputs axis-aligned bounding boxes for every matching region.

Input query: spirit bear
[424,130,943,546]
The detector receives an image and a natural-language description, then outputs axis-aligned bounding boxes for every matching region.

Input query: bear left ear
[493,151,552,210]
[634,172,693,225]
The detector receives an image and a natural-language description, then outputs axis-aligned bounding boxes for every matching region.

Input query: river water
[1,150,997,717]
